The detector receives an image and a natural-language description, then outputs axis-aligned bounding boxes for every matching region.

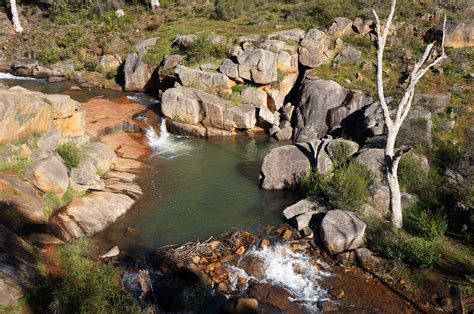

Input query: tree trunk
[385,130,403,228]
[10,0,23,33]
[151,0,160,10]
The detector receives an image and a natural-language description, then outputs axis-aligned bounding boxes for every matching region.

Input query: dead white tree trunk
[151,0,160,10]
[10,0,23,33]
[372,0,447,228]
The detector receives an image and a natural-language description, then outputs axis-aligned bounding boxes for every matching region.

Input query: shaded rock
[81,142,117,174]
[235,298,258,314]
[11,58,37,76]
[123,52,153,92]
[0,174,47,225]
[158,54,185,87]
[165,120,234,138]
[426,22,474,48]
[260,143,314,190]
[248,283,291,311]
[237,48,278,84]
[328,17,353,37]
[294,78,348,142]
[363,101,385,137]
[258,105,278,128]
[320,210,366,255]
[335,248,380,268]
[25,155,69,196]
[335,46,362,65]
[54,192,134,240]
[237,256,265,281]
[397,107,432,146]
[0,224,38,306]
[33,66,52,79]
[175,65,234,95]
[354,148,385,182]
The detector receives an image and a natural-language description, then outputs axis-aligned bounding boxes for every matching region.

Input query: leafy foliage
[404,205,448,240]
[57,143,83,169]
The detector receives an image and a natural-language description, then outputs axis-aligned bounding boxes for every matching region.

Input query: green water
[94,135,300,255]
[2,76,300,255]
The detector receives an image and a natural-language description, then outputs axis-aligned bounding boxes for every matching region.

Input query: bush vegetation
[26,239,141,313]
[297,144,375,212]
[57,143,83,168]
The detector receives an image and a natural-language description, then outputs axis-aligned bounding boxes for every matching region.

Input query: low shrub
[398,154,426,193]
[366,218,441,268]
[404,205,448,240]
[213,0,253,20]
[184,33,229,65]
[57,143,83,168]
[26,239,140,313]
[37,47,62,66]
[297,161,375,212]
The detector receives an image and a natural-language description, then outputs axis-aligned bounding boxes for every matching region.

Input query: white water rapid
[145,118,194,159]
[227,243,331,312]
[0,72,37,80]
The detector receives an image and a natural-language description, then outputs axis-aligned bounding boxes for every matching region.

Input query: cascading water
[145,118,194,159]
[0,72,37,80]
[226,243,331,312]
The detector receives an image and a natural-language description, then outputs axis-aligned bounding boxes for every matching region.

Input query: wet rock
[235,298,258,314]
[33,66,52,79]
[320,210,366,255]
[175,65,234,95]
[328,17,353,37]
[25,155,69,196]
[260,143,314,190]
[248,283,292,310]
[165,120,234,138]
[0,174,47,225]
[179,264,212,286]
[237,256,265,281]
[53,192,135,240]
[0,224,38,306]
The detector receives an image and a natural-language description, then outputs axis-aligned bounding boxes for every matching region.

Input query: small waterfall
[226,243,330,311]
[145,118,193,159]
[0,72,37,80]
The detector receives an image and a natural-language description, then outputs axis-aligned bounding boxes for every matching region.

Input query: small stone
[330,287,345,300]
[100,246,120,259]
[192,256,201,264]
[282,229,292,241]
[261,239,270,248]
[235,246,246,255]
[210,241,221,250]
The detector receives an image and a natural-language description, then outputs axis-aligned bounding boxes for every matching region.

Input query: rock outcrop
[0,89,86,144]
[25,155,69,196]
[426,22,474,48]
[53,192,135,241]
[320,210,366,255]
[0,224,38,306]
[260,143,315,190]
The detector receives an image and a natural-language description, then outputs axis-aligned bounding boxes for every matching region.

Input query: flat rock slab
[54,192,135,241]
[101,133,151,160]
[81,97,144,138]
[114,157,145,172]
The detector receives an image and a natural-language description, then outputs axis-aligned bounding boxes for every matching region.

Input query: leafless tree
[372,0,447,228]
[9,0,23,33]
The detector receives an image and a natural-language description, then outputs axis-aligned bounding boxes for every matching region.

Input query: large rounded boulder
[320,210,366,255]
[25,155,69,196]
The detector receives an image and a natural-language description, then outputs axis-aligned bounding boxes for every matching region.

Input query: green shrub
[27,239,140,313]
[184,33,229,65]
[324,162,376,212]
[366,218,441,268]
[213,0,252,20]
[297,161,375,212]
[398,154,426,193]
[37,47,61,65]
[57,143,83,168]
[404,205,448,240]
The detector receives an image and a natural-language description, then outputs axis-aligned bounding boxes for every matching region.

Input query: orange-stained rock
[235,246,246,256]
[114,158,145,172]
[261,239,270,248]
[81,97,145,138]
[101,133,151,160]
